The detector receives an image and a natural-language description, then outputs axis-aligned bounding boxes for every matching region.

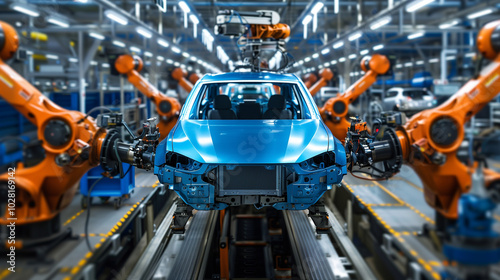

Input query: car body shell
[154,72,347,210]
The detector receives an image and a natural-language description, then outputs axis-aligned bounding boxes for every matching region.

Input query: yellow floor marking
[366,176,435,225]
[494,214,500,222]
[391,176,423,192]
[343,181,442,279]
[63,209,85,226]
[69,201,143,278]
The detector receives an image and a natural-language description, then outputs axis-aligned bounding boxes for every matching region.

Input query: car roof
[199,72,301,83]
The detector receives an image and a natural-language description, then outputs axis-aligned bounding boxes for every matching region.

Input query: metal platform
[337,163,500,280]
[0,170,160,280]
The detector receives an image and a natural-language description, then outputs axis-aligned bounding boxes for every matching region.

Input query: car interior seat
[263,95,292,119]
[208,95,237,119]
[237,102,262,119]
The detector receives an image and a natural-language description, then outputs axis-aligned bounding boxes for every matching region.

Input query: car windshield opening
[188,82,312,120]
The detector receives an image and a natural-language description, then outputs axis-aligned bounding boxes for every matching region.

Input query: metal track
[167,210,218,280]
[326,206,378,280]
[284,210,337,279]
[127,198,177,280]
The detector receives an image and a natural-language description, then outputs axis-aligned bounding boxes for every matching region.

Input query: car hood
[169,119,334,164]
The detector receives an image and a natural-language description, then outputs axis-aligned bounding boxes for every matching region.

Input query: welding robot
[320,54,391,143]
[0,21,158,251]
[114,54,186,141]
[343,20,500,279]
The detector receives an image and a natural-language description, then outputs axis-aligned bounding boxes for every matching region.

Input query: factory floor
[340,160,500,280]
[0,170,158,280]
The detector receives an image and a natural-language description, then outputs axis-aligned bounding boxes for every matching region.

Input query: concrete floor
[0,169,158,280]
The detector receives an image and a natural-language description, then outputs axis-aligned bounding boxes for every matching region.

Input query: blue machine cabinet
[80,164,135,209]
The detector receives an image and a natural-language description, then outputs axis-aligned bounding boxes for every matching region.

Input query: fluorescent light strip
[158,39,169,48]
[339,57,346,62]
[69,57,78,63]
[136,26,152,38]
[189,14,199,24]
[302,15,312,25]
[429,58,439,63]
[171,46,181,53]
[467,8,494,19]
[130,46,141,53]
[321,48,330,55]
[105,10,128,25]
[311,2,324,14]
[439,19,460,29]
[333,41,344,49]
[348,31,362,41]
[145,51,153,57]
[370,16,392,30]
[416,60,424,65]
[348,54,357,59]
[406,0,436,13]
[157,56,165,61]
[373,44,384,51]
[46,54,59,60]
[182,52,190,58]
[408,32,425,40]
[47,17,69,28]
[360,49,369,55]
[112,40,126,48]
[11,4,39,17]
[89,32,105,40]
[304,57,311,62]
[312,53,319,59]
[178,1,190,13]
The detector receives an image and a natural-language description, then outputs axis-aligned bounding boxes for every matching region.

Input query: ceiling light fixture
[348,31,362,41]
[136,26,152,38]
[370,16,392,30]
[406,0,436,13]
[105,10,128,25]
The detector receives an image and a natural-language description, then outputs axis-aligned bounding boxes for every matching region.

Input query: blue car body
[154,72,347,210]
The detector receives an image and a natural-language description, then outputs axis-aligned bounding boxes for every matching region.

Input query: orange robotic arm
[0,21,106,228]
[171,67,195,93]
[115,54,181,141]
[395,20,500,219]
[309,68,334,97]
[188,72,200,85]
[319,54,390,142]
[302,73,318,89]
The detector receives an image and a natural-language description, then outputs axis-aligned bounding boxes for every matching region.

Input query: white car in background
[382,87,437,115]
